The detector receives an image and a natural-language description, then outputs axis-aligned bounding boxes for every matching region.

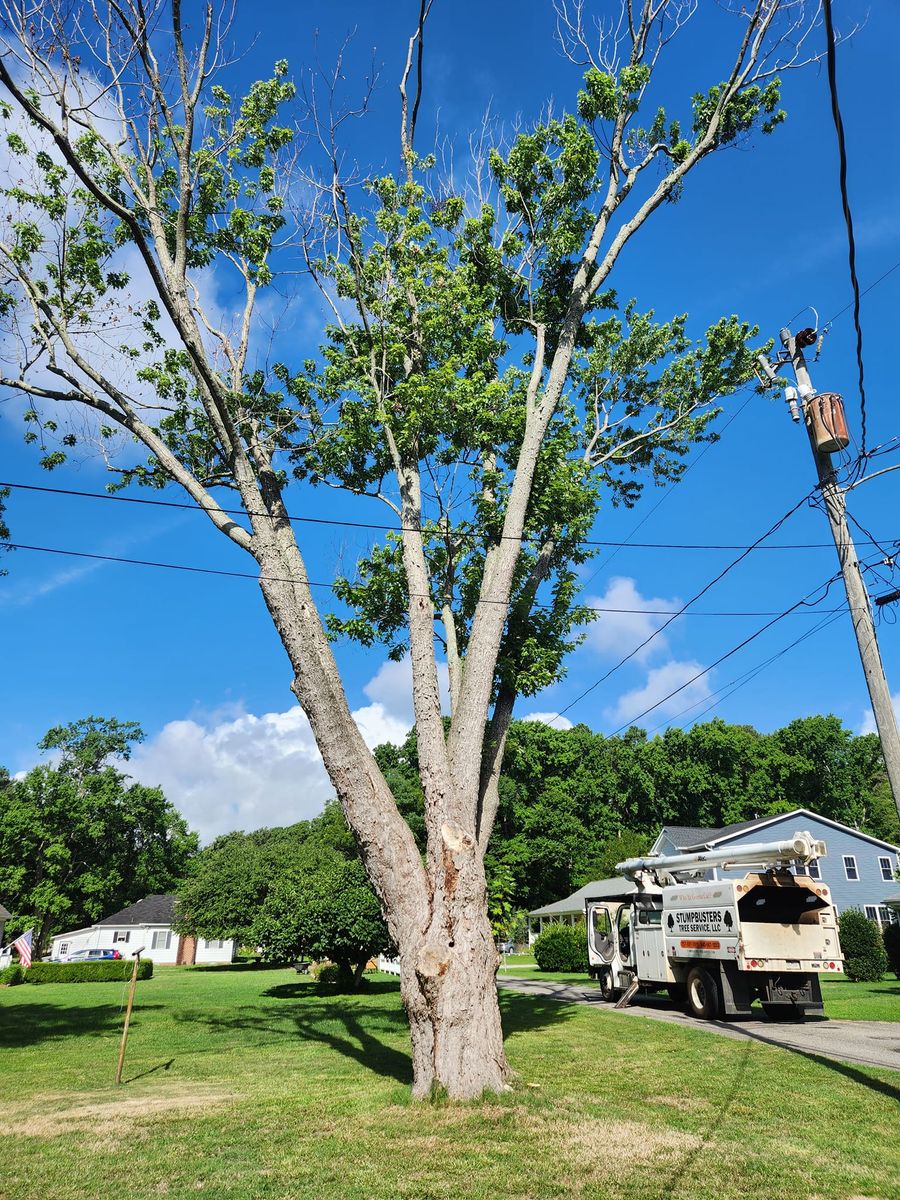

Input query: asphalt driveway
[498,974,900,1073]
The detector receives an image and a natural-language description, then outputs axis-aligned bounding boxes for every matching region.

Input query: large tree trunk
[254,526,511,1099]
[400,859,508,1100]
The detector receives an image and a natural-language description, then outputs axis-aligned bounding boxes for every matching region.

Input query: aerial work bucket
[807,392,850,454]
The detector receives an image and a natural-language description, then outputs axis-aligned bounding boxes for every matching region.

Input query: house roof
[96,895,177,926]
[0,903,10,921]
[529,877,636,918]
[661,809,900,854]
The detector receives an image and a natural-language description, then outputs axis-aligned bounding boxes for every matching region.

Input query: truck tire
[598,969,617,1002]
[686,966,722,1020]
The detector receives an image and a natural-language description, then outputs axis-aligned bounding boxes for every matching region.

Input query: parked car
[58,948,122,963]
[498,941,516,955]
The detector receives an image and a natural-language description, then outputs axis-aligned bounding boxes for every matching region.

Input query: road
[497,974,900,1074]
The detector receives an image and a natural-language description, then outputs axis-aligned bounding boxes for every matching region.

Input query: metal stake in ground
[115,948,144,1085]
[778,326,900,822]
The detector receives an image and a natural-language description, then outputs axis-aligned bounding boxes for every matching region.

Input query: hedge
[26,959,154,984]
[0,962,24,986]
[533,922,589,973]
[838,909,887,982]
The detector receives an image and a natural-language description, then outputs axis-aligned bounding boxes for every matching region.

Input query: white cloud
[128,656,454,843]
[859,693,900,736]
[363,655,450,725]
[129,688,414,845]
[521,712,573,730]
[605,659,712,729]
[584,576,680,664]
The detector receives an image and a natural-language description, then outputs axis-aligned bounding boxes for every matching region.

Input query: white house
[49,894,235,965]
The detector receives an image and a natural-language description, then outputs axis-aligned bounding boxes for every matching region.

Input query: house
[0,903,10,947]
[526,878,634,943]
[653,808,900,929]
[48,895,236,965]
[526,809,900,940]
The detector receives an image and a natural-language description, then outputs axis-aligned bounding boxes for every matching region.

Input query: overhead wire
[822,0,868,457]
[545,488,817,723]
[5,477,895,551]
[0,538,849,619]
[607,570,845,737]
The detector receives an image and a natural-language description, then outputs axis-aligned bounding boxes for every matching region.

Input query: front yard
[1,965,897,1200]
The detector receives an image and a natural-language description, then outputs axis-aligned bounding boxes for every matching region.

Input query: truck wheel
[686,966,722,1020]
[598,969,617,1002]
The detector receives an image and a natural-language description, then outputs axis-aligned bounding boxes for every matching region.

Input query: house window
[865,905,878,921]
[59,942,69,956]
[879,906,898,927]
[843,855,859,881]
[151,930,172,950]
[204,938,225,950]
[112,930,131,944]
[878,856,895,882]
[807,858,821,880]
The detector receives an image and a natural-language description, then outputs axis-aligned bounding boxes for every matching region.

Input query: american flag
[12,929,33,970]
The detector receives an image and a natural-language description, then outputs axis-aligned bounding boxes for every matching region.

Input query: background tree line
[4,710,893,959]
[377,713,898,913]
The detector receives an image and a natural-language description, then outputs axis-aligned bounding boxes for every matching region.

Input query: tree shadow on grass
[188,962,288,974]
[0,1001,166,1049]
[176,976,584,1088]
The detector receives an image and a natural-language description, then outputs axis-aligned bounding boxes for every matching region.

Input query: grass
[1,965,898,1200]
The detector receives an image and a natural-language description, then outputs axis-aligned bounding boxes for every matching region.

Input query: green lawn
[1,965,898,1200]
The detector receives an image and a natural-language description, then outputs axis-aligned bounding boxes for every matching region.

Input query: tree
[175,802,359,946]
[0,717,197,951]
[0,0,827,1097]
[253,860,392,988]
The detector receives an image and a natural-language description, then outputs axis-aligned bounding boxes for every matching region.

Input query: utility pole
[769,327,900,821]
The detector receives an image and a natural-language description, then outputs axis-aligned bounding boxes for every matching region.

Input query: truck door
[588,904,616,964]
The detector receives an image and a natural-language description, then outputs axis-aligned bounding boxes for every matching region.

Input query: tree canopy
[0,716,197,949]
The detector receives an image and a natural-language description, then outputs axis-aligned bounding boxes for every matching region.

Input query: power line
[547,489,817,722]
[0,539,848,619]
[822,0,868,456]
[646,605,846,735]
[4,478,893,552]
[578,386,756,589]
[607,572,843,737]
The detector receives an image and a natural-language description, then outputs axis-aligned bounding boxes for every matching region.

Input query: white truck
[584,831,843,1020]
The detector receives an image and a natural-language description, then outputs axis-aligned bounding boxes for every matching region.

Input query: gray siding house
[653,809,899,927]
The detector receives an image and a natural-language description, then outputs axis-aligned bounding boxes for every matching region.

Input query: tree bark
[400,837,507,1100]
[252,520,510,1098]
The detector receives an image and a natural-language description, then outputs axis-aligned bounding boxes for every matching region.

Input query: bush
[838,909,888,982]
[883,922,900,980]
[0,962,24,986]
[26,959,154,984]
[533,922,588,973]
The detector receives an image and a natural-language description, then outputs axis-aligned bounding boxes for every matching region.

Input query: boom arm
[616,831,826,882]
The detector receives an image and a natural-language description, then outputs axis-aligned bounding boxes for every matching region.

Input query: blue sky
[2,1,899,840]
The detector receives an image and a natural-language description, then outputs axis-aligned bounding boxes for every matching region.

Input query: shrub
[883,922,900,980]
[838,909,888,982]
[533,922,588,973]
[26,959,154,984]
[0,962,24,986]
